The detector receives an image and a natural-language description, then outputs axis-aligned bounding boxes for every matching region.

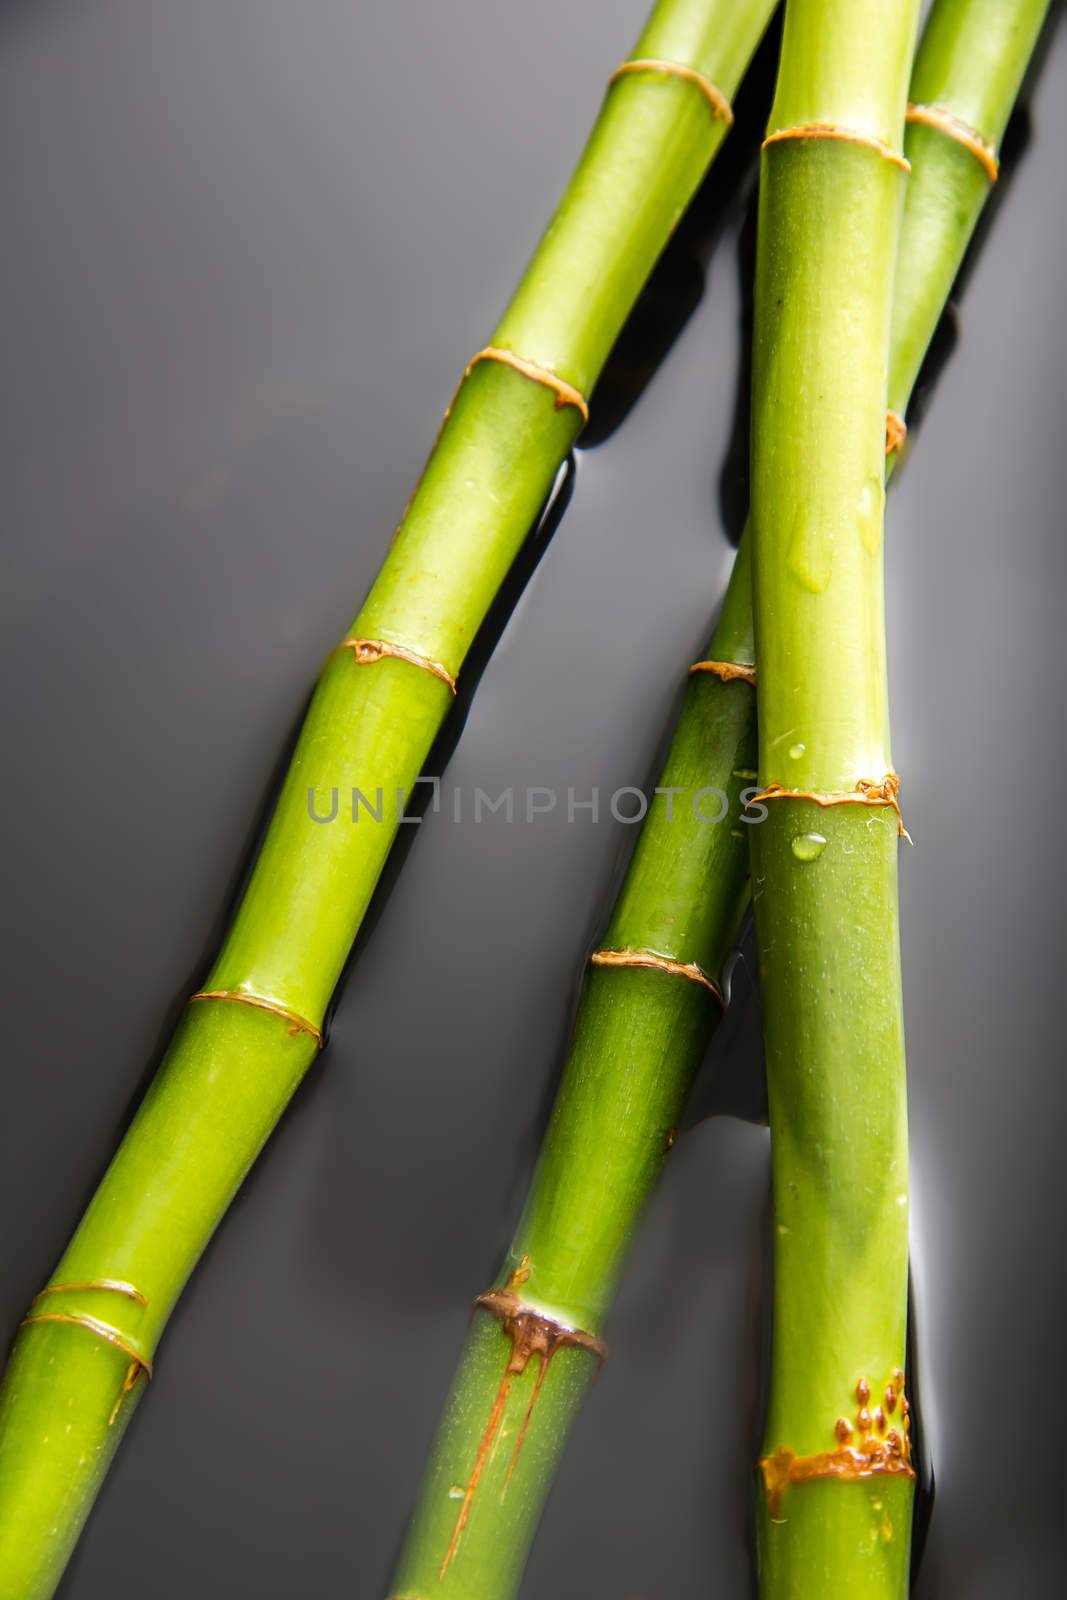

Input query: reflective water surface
[0,2,1063,1595]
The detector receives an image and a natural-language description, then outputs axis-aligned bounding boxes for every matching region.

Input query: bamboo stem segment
[389,525,759,1598]
[748,2,921,1594]
[888,0,1051,433]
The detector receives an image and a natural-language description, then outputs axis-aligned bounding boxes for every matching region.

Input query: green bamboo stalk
[383,425,766,1600]
[749,5,1050,1593]
[388,4,1051,1592]
[746,3,919,1596]
[388,540,758,1600]
[0,5,778,1595]
[888,0,1051,438]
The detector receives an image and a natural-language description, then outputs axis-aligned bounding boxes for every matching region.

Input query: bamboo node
[19,1309,153,1428]
[753,772,907,838]
[341,636,457,696]
[590,947,724,1006]
[689,659,757,685]
[906,102,999,183]
[886,409,908,456]
[439,1288,604,1579]
[473,1287,606,1375]
[188,989,324,1048]
[465,347,589,423]
[31,1280,149,1309]
[763,123,911,173]
[609,58,733,127]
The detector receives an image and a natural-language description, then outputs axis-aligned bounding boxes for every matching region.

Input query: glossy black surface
[1,3,1063,1594]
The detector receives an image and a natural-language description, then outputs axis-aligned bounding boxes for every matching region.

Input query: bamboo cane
[749,8,1049,1597]
[388,3,1051,1593]
[0,4,779,1595]
[746,2,919,1595]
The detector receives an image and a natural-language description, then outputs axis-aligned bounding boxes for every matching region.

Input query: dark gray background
[1,2,1063,1595]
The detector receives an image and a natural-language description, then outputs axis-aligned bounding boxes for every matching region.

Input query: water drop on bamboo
[787,507,832,592]
[856,476,883,556]
[790,832,827,862]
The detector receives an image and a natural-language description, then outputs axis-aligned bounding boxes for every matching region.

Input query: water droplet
[791,832,827,862]
[787,507,832,592]
[788,742,806,761]
[856,477,883,556]
[448,1485,466,1500]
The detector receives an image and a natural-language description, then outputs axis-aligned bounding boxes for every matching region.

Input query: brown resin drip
[688,658,757,685]
[760,1371,914,1517]
[438,1273,605,1579]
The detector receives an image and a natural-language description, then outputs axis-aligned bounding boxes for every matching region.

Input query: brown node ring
[341,636,457,696]
[19,1310,154,1428]
[753,772,908,838]
[689,659,757,686]
[886,409,908,456]
[188,989,324,1048]
[906,102,999,183]
[591,947,724,1006]
[763,123,911,173]
[759,1440,914,1518]
[439,1287,605,1580]
[465,347,590,424]
[609,58,733,126]
[31,1280,148,1309]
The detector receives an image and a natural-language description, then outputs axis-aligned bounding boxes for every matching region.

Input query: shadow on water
[717,199,758,545]
[907,1275,936,1584]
